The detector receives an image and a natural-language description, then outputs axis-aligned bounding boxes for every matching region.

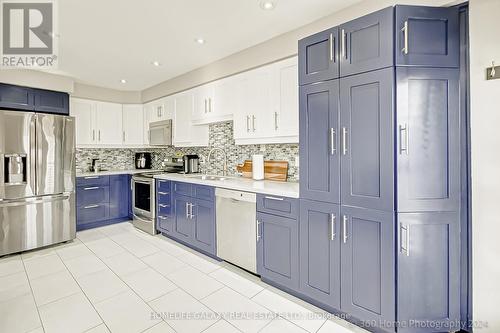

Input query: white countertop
[76,169,163,177]
[154,173,299,198]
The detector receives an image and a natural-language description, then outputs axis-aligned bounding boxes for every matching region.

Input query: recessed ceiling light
[260,1,276,10]
[151,61,161,67]
[120,79,127,84]
[195,38,205,45]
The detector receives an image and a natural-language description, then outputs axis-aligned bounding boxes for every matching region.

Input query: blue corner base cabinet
[0,83,69,115]
[157,180,217,257]
[298,4,464,333]
[76,174,131,231]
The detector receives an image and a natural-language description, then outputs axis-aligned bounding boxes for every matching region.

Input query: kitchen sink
[188,174,228,181]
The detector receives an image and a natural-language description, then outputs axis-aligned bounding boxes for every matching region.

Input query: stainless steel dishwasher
[216,188,257,274]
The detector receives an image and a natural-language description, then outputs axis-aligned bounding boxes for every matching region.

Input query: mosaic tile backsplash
[76,121,300,180]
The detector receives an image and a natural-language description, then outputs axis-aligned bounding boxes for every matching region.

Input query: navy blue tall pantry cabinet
[299,5,462,333]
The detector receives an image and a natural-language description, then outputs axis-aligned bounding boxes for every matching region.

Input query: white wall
[469,0,500,332]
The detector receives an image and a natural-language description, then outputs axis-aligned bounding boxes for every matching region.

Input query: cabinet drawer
[157,180,171,194]
[157,199,172,216]
[157,215,173,233]
[77,204,109,225]
[173,182,192,196]
[257,194,298,219]
[77,176,110,188]
[76,186,110,207]
[193,185,214,202]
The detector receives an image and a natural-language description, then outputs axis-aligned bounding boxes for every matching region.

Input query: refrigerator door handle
[30,114,37,195]
[0,193,71,207]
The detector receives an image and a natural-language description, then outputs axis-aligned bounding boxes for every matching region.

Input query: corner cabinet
[169,182,216,256]
[298,4,463,333]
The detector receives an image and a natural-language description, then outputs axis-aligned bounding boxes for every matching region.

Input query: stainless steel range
[0,110,76,256]
[132,158,183,235]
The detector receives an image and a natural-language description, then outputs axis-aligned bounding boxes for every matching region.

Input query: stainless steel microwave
[148,119,172,146]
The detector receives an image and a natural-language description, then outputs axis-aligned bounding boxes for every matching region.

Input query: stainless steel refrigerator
[0,110,76,256]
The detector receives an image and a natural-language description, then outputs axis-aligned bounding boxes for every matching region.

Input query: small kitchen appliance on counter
[182,154,200,174]
[135,152,152,169]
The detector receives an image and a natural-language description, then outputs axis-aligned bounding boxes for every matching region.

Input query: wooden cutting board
[236,160,288,182]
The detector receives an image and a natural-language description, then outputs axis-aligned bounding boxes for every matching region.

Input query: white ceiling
[50,0,360,91]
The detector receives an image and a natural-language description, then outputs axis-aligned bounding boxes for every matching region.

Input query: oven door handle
[133,214,152,224]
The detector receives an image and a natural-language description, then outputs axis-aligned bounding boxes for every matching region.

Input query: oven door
[132,177,155,219]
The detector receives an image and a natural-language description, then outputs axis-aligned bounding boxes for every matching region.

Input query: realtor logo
[1,0,58,68]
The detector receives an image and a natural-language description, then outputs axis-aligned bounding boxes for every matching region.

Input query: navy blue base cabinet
[298,4,463,333]
[257,195,299,291]
[0,83,69,115]
[168,182,216,256]
[76,174,131,231]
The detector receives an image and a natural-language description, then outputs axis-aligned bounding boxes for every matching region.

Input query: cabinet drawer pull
[401,21,409,55]
[329,33,334,62]
[189,203,195,219]
[265,196,284,201]
[330,214,336,240]
[204,99,208,113]
[342,215,348,244]
[185,202,189,219]
[209,98,212,113]
[342,127,348,155]
[256,220,261,242]
[83,187,99,190]
[84,204,99,209]
[158,216,169,220]
[92,130,95,141]
[159,204,169,208]
[341,29,346,59]
[84,176,99,179]
[158,191,169,195]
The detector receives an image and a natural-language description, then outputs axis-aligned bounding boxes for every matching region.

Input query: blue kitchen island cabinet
[170,182,216,256]
[257,195,299,291]
[298,27,339,85]
[76,174,131,231]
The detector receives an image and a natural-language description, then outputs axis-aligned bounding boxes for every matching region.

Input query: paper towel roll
[252,155,264,180]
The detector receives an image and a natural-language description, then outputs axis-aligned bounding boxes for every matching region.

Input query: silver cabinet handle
[329,33,334,62]
[185,202,189,219]
[252,115,256,132]
[98,130,101,142]
[342,215,348,244]
[148,130,151,143]
[158,191,169,195]
[209,98,212,113]
[92,129,95,141]
[189,203,195,219]
[330,128,336,155]
[158,216,168,220]
[265,196,284,201]
[401,21,409,55]
[256,220,261,242]
[123,131,125,142]
[159,204,169,208]
[84,176,99,179]
[330,214,336,241]
[83,186,99,190]
[342,127,347,155]
[274,112,278,131]
[84,204,99,209]
[204,99,208,113]
[400,224,410,256]
[399,123,409,155]
[341,29,346,59]
[246,115,250,132]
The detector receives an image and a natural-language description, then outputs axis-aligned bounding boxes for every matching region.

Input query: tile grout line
[20,258,45,333]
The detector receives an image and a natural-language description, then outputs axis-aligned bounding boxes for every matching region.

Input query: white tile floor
[0,222,369,333]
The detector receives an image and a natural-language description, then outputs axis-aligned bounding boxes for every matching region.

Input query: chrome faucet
[207,147,228,176]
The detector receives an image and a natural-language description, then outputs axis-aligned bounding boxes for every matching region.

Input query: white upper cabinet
[192,79,234,125]
[271,57,299,140]
[71,98,94,145]
[122,104,144,146]
[173,91,209,147]
[94,101,123,145]
[145,97,172,125]
[232,57,299,144]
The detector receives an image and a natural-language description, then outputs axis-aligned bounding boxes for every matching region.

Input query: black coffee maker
[135,152,152,169]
